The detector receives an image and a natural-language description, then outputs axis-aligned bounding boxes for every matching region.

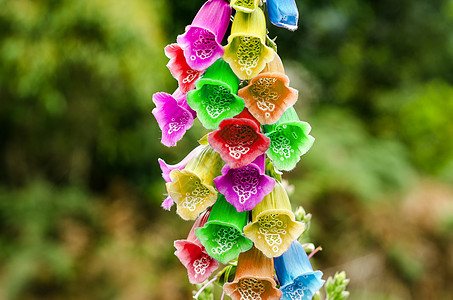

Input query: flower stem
[308,246,323,259]
[193,276,218,299]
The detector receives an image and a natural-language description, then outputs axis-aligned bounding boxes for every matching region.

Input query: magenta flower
[158,145,205,210]
[177,0,232,71]
[164,44,204,93]
[152,89,197,147]
[213,154,275,212]
[174,209,220,284]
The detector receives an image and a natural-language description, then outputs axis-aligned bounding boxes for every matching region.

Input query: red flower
[174,209,219,284]
[208,118,270,169]
[164,44,204,93]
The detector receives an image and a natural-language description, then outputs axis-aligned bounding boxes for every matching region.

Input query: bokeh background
[1,0,453,299]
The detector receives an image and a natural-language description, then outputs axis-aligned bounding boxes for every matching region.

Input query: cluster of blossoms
[153,1,326,299]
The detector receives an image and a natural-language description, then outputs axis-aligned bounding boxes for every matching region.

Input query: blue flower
[274,241,325,300]
[266,0,299,31]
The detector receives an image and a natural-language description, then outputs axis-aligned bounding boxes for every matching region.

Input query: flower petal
[177,0,232,70]
[213,155,275,212]
[267,0,299,31]
[152,91,194,147]
[165,44,203,93]
[208,118,270,168]
[223,247,282,300]
[195,195,252,264]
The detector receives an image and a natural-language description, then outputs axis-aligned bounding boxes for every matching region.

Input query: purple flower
[177,0,232,71]
[152,89,197,147]
[213,155,275,212]
[158,145,205,210]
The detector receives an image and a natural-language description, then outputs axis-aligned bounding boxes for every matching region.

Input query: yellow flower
[223,8,274,80]
[230,0,260,13]
[243,181,304,257]
[166,145,222,220]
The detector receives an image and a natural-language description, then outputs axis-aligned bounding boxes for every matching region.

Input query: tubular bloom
[187,58,244,129]
[243,181,305,257]
[263,107,315,171]
[213,154,275,212]
[223,8,275,80]
[230,0,260,13]
[223,246,282,300]
[208,117,270,168]
[164,44,204,93]
[266,0,299,31]
[177,0,232,71]
[195,194,253,264]
[238,52,298,125]
[174,209,220,284]
[274,241,325,300]
[152,89,196,147]
[158,145,205,210]
[166,145,223,220]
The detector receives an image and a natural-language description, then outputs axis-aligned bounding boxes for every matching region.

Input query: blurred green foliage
[1,0,453,299]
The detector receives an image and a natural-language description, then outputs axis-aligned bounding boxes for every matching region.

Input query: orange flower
[223,247,282,300]
[238,53,298,125]
[243,181,305,257]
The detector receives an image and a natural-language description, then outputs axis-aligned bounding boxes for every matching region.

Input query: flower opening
[166,145,223,220]
[187,58,244,129]
[152,89,196,147]
[230,0,260,13]
[263,107,314,171]
[164,44,204,93]
[213,154,275,212]
[267,0,299,31]
[243,181,305,257]
[274,241,325,300]
[208,118,270,169]
[174,209,220,284]
[238,53,298,125]
[223,246,282,300]
[195,194,253,264]
[177,0,232,71]
[223,8,274,80]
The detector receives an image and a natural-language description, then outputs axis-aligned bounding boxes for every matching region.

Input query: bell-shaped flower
[267,0,299,31]
[263,107,314,171]
[152,89,197,147]
[274,241,325,300]
[208,116,270,168]
[177,0,232,71]
[238,52,298,125]
[158,145,205,210]
[164,44,204,93]
[230,0,260,13]
[174,209,220,284]
[223,8,274,80]
[243,181,305,257]
[213,154,275,212]
[166,145,223,220]
[195,194,253,264]
[223,246,282,300]
[187,58,244,129]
